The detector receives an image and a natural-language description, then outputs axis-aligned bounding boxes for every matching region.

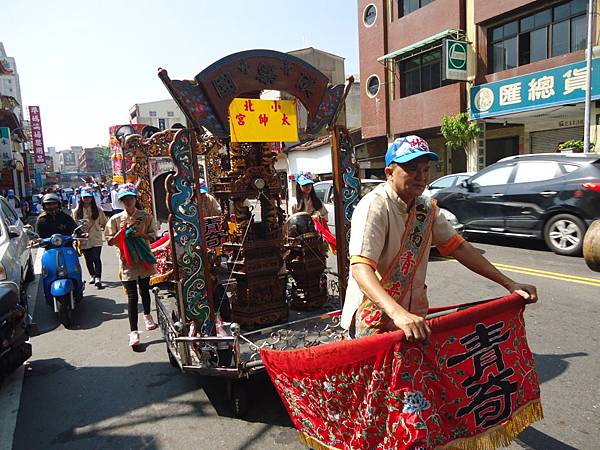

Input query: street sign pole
[583,0,595,153]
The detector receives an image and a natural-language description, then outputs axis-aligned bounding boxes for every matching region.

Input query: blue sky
[5,0,359,150]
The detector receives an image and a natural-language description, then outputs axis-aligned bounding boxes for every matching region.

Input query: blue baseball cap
[117,183,137,200]
[199,178,208,194]
[296,172,315,186]
[80,188,94,198]
[385,135,439,166]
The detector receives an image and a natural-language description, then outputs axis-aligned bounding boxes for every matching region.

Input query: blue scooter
[32,230,85,327]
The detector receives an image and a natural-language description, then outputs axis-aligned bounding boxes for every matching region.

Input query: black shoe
[95,279,104,289]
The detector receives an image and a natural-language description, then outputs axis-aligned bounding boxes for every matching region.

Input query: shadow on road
[516,426,579,450]
[15,357,209,449]
[15,357,292,449]
[533,352,587,384]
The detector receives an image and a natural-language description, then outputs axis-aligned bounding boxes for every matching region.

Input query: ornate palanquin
[158,50,354,330]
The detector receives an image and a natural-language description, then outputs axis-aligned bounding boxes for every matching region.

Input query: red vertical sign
[28,106,46,164]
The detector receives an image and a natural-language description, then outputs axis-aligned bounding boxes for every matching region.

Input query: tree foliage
[95,145,112,174]
[440,112,481,150]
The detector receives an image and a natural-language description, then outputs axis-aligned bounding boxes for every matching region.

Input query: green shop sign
[470,58,600,119]
[443,39,468,81]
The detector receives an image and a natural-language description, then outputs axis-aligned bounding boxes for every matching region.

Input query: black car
[433,153,600,256]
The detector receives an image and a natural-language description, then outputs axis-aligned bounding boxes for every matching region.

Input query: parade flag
[229,98,298,143]
[261,294,543,450]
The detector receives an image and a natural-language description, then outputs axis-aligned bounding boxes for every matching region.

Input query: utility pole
[583,0,595,153]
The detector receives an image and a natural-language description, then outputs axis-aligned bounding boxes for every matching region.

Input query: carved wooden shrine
[158,50,355,331]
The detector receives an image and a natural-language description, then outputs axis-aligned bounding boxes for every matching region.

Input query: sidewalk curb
[0,249,43,450]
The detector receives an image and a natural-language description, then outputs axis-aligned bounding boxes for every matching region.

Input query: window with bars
[399,0,433,17]
[489,0,587,73]
[398,49,442,97]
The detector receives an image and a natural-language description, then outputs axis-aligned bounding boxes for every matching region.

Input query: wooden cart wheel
[583,219,600,272]
[166,347,179,368]
[228,380,250,418]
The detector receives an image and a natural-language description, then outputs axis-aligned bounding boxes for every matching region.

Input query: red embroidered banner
[261,294,543,450]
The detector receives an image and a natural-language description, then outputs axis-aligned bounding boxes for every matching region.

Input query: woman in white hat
[105,184,158,348]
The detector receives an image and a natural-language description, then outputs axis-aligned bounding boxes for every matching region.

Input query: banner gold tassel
[299,431,338,450]
[443,400,544,450]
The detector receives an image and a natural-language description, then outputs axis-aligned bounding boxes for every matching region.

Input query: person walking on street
[7,189,23,219]
[105,184,158,347]
[74,188,107,289]
[110,182,123,214]
[69,188,81,211]
[342,135,538,339]
[100,187,114,217]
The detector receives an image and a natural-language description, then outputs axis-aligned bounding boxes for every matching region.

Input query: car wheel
[543,214,586,256]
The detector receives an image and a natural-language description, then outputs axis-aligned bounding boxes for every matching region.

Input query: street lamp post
[583,0,595,153]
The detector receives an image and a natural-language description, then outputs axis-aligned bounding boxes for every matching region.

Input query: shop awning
[377,29,464,62]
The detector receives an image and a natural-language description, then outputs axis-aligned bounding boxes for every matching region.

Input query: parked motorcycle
[0,281,33,386]
[29,227,86,328]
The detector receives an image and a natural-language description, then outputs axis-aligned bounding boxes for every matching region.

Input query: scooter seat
[0,286,19,317]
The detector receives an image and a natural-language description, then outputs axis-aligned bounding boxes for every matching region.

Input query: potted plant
[558,140,596,153]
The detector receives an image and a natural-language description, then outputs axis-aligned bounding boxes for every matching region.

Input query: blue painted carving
[168,129,213,335]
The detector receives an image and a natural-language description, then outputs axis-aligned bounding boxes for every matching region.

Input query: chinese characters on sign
[229,98,298,143]
[471,58,600,119]
[447,321,517,428]
[204,216,226,248]
[28,106,46,164]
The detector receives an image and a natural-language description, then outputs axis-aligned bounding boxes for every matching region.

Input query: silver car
[0,197,33,294]
[313,179,463,235]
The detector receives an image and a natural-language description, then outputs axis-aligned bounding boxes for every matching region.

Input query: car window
[313,183,329,203]
[513,161,560,183]
[455,175,471,185]
[0,198,18,226]
[561,163,580,174]
[430,176,454,189]
[472,165,514,187]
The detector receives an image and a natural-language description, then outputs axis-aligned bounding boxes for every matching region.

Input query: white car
[0,196,33,295]
[422,172,474,197]
[313,179,384,233]
[313,179,463,236]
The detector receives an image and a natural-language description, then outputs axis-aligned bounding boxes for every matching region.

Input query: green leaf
[401,372,412,381]
[415,422,427,430]
[505,348,512,354]
[425,372,439,381]
[440,112,481,150]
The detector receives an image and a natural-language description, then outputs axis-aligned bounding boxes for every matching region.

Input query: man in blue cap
[341,135,537,340]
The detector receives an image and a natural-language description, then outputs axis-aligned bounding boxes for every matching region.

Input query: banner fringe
[299,431,338,450]
[297,400,543,450]
[443,399,544,450]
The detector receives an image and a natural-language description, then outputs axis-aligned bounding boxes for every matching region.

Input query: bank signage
[470,59,600,119]
[443,39,468,81]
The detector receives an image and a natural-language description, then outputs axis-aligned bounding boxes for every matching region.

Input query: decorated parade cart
[117,49,545,448]
[115,50,362,416]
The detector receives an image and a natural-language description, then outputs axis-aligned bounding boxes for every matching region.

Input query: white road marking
[0,249,43,450]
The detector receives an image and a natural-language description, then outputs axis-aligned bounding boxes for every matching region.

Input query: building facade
[129,99,187,130]
[78,146,102,174]
[58,147,80,173]
[0,43,23,121]
[358,0,599,175]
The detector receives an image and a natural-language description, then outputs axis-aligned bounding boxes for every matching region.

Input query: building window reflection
[489,0,587,73]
